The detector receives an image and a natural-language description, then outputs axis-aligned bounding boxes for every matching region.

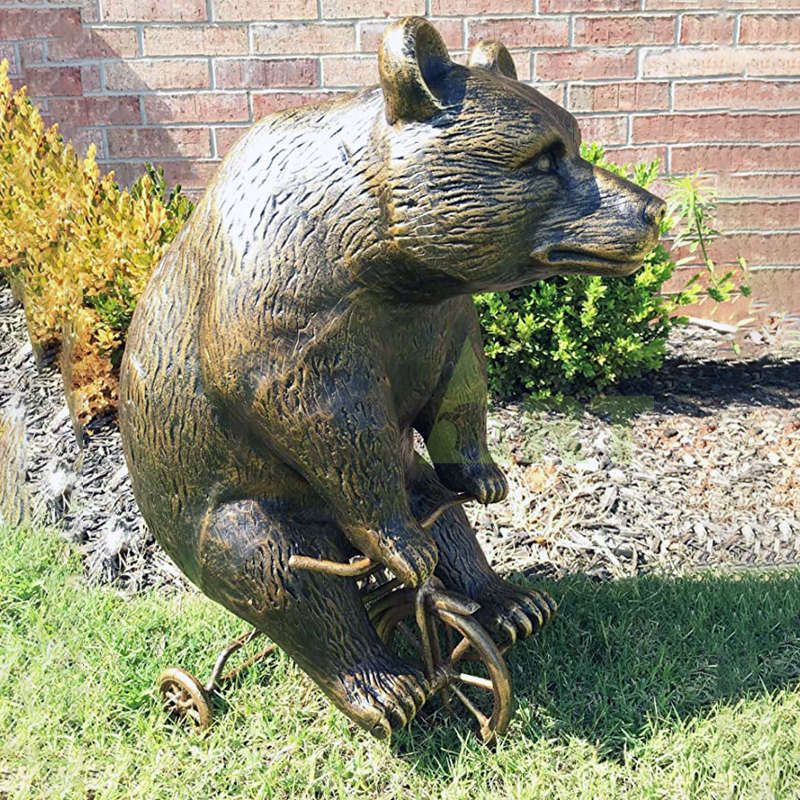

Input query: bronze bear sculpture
[119,17,665,738]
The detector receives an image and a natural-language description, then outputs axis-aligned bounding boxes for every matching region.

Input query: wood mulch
[477,319,800,580]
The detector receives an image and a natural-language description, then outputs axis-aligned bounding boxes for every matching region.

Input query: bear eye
[533,152,555,172]
[518,143,563,174]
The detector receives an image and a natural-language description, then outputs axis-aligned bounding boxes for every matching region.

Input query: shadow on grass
[392,568,800,773]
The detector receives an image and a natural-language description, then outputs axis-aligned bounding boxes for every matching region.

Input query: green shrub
[475,143,747,399]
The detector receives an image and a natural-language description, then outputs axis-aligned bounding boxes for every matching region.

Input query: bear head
[374,17,666,296]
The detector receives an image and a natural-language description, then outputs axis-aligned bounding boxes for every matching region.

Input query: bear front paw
[435,461,508,505]
[383,532,439,587]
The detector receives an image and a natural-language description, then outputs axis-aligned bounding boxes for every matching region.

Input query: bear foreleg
[417,308,507,505]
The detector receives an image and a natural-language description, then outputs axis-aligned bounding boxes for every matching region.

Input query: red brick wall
[2,1,799,312]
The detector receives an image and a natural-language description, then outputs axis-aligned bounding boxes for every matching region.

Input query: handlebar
[287,493,475,578]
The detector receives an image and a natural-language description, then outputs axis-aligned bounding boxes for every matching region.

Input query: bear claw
[476,580,557,647]
[339,663,432,739]
[436,461,508,506]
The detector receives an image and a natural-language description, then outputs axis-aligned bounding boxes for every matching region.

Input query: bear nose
[643,197,666,228]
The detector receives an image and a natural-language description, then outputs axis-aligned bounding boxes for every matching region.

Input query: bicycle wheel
[371,588,512,744]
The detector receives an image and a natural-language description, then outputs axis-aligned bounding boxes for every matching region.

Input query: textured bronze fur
[119,18,665,738]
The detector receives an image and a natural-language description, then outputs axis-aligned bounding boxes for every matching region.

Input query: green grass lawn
[2,524,800,800]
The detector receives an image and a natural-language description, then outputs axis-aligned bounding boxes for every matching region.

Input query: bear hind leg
[196,498,433,738]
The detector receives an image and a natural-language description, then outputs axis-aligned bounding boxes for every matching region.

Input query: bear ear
[379,17,452,125]
[468,40,518,80]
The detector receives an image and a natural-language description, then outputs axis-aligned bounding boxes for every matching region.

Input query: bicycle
[158,494,543,743]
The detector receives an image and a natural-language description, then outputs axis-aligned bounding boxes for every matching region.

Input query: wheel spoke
[457,672,494,692]
[449,635,472,666]
[451,685,489,729]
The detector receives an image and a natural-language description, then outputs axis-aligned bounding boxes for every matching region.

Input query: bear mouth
[544,247,641,274]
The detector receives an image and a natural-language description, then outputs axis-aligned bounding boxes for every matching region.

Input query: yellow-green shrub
[0,60,193,426]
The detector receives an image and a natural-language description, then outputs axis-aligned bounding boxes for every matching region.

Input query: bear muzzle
[530,194,666,278]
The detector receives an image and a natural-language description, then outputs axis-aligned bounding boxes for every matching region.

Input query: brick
[144,25,249,56]
[671,144,800,173]
[101,0,206,22]
[322,0,424,19]
[252,23,356,55]
[215,58,318,89]
[37,122,97,157]
[103,162,154,188]
[740,15,800,45]
[252,89,346,116]
[718,173,800,198]
[644,0,735,8]
[574,16,674,47]
[104,59,210,91]
[531,82,565,105]
[143,92,250,123]
[644,46,743,77]
[717,201,800,232]
[322,56,378,87]
[641,47,800,78]
[24,67,82,97]
[214,0,316,20]
[650,0,800,8]
[107,127,212,158]
[160,160,220,190]
[431,0,529,12]
[541,0,638,10]
[691,232,800,266]
[510,54,532,81]
[102,159,219,193]
[214,126,250,156]
[536,49,636,81]
[467,19,568,49]
[360,18,462,51]
[48,26,140,60]
[0,8,81,40]
[75,0,101,24]
[0,44,19,76]
[574,114,628,146]
[496,49,528,82]
[18,43,46,73]
[19,41,46,69]
[80,64,102,93]
[742,269,800,316]
[746,48,800,76]
[673,80,800,111]
[569,81,669,112]
[48,95,142,126]
[603,145,668,167]
[634,113,800,143]
[680,14,734,45]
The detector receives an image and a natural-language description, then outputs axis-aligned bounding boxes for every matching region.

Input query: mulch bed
[2,280,798,591]
[478,321,800,580]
